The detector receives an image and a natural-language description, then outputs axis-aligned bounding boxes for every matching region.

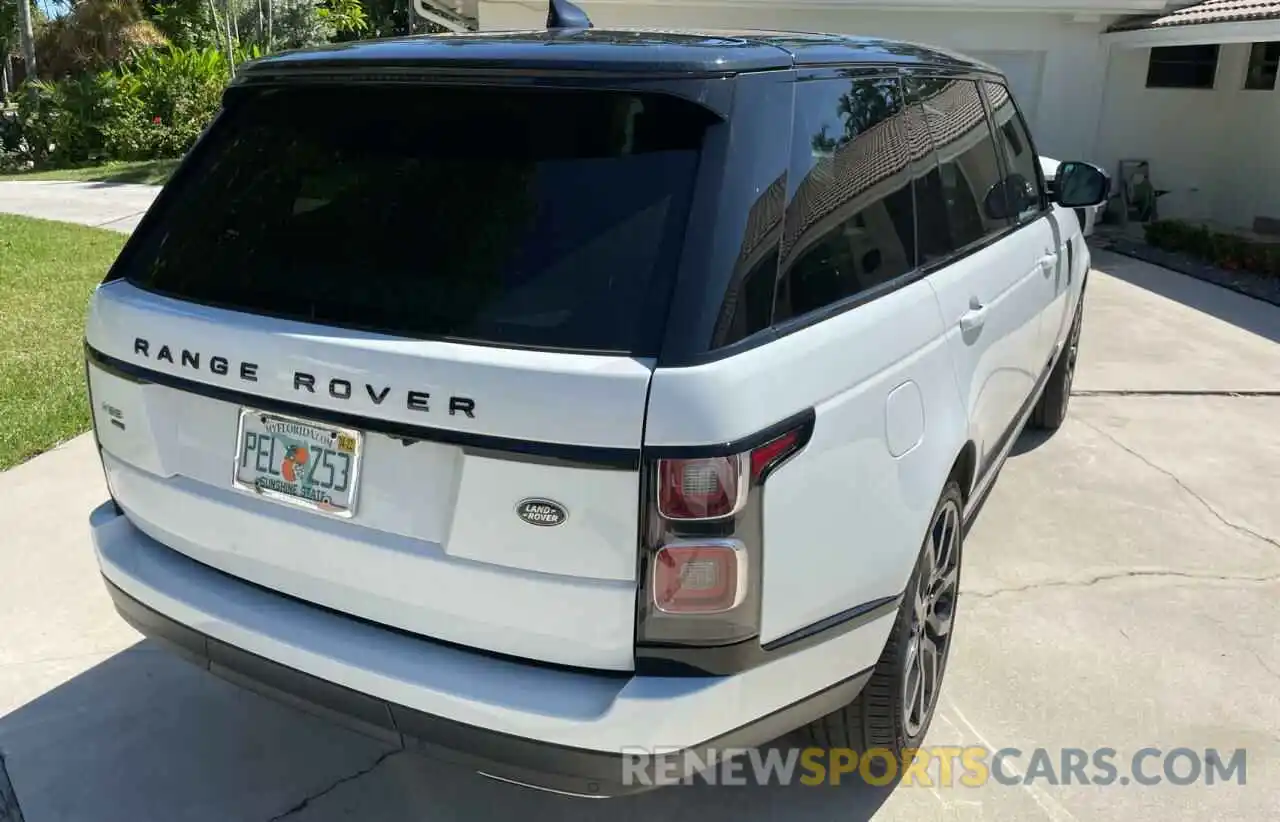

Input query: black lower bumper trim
[105,578,872,798]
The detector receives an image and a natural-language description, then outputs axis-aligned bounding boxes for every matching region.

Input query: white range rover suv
[84,5,1110,799]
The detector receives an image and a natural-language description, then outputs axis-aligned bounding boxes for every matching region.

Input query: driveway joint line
[1072,390,1280,397]
[92,210,148,229]
[967,568,1280,599]
[1252,650,1280,684]
[1078,417,1280,551]
[265,748,401,821]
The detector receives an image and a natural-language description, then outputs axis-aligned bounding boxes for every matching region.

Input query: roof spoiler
[547,0,593,29]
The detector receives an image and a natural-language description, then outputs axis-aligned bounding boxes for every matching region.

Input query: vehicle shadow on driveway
[1091,248,1280,345]
[1009,428,1054,457]
[0,641,898,821]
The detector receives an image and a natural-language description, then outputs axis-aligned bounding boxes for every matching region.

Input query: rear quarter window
[773,74,917,325]
[121,85,716,355]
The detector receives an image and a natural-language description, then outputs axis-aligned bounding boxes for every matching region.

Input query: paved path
[0,248,1277,821]
[0,181,160,233]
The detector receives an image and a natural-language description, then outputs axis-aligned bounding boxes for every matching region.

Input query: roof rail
[547,0,593,29]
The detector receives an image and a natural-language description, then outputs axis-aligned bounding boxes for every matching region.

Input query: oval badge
[516,498,568,527]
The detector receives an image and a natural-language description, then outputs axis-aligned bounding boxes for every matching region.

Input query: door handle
[960,298,989,333]
[1038,253,1059,273]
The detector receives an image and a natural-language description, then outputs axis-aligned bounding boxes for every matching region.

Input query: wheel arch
[948,440,979,503]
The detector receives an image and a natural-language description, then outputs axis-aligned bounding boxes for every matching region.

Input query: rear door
[86,82,718,671]
[905,75,1043,470]
[982,79,1070,373]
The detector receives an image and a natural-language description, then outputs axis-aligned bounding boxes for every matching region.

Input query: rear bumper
[91,502,892,797]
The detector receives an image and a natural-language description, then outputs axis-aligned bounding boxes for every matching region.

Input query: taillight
[636,411,814,670]
[652,540,746,614]
[656,455,746,520]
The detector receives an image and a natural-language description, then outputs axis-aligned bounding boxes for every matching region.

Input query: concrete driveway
[1,247,1278,821]
[0,181,159,233]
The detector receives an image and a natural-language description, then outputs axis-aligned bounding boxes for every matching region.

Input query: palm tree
[16,0,37,76]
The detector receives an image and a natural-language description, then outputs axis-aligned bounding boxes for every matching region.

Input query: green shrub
[7,45,234,167]
[1144,219,1280,279]
[103,46,229,160]
[14,72,122,166]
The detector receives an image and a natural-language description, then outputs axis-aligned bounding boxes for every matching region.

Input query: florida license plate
[232,409,363,517]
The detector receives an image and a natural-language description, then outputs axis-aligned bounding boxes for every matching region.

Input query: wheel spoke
[912,671,928,724]
[932,509,957,580]
[902,637,923,735]
[927,594,955,638]
[918,635,939,718]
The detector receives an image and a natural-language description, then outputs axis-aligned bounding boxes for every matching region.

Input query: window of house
[1244,42,1280,90]
[906,77,1012,261]
[773,75,917,324]
[1146,45,1219,89]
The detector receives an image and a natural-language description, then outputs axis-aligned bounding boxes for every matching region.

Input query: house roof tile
[1108,0,1280,33]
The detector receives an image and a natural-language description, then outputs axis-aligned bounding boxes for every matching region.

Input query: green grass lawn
[0,214,127,469]
[0,158,178,186]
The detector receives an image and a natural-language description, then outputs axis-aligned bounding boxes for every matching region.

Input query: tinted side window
[906,77,1011,255]
[774,75,916,324]
[983,81,1044,223]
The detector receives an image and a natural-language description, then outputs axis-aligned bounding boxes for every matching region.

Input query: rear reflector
[749,430,801,482]
[652,541,746,614]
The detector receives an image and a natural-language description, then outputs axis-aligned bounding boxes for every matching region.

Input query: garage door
[966,50,1045,129]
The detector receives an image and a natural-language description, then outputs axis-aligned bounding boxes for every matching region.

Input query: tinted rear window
[122,85,716,354]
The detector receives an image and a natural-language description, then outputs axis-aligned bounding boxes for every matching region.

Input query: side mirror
[1055,161,1110,208]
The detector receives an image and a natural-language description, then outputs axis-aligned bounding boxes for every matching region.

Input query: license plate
[232,409,363,517]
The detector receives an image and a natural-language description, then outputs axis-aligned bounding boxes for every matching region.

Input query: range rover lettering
[84,0,1110,798]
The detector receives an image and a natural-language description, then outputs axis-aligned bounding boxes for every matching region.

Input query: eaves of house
[1106,0,1280,43]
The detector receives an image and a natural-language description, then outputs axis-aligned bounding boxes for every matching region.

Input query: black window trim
[672,64,1037,367]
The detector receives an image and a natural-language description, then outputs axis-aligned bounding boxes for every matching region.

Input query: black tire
[1030,297,1084,432]
[799,481,964,766]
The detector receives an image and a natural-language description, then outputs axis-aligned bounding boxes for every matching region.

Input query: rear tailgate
[86,82,717,671]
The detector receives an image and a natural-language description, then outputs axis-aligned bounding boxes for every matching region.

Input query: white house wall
[1095,42,1280,229]
[478,2,1115,163]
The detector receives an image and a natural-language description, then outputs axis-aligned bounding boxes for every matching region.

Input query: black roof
[236,29,996,78]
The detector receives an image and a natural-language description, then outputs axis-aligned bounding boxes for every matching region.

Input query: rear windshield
[121,84,716,355]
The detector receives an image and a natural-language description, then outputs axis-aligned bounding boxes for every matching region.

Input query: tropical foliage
[34,0,168,78]
[2,0,425,172]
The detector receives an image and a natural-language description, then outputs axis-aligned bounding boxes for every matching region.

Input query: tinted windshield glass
[122,85,715,354]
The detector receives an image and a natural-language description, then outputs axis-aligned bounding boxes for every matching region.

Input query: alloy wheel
[902,496,962,739]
